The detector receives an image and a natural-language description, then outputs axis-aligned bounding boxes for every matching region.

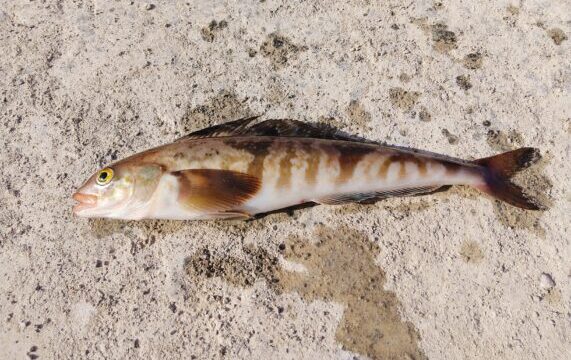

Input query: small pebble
[539,273,555,289]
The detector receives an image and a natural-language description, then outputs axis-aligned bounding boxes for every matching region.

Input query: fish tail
[473,147,545,210]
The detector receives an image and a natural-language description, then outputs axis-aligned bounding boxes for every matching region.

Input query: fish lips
[72,192,98,215]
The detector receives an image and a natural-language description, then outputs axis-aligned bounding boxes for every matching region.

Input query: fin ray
[314,186,442,205]
[176,117,375,143]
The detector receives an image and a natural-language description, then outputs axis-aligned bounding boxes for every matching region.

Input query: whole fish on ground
[72,117,544,220]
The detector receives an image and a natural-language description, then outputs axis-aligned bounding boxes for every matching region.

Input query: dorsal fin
[176,117,376,143]
[175,116,261,141]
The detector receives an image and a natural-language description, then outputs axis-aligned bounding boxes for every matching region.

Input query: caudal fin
[474,148,545,210]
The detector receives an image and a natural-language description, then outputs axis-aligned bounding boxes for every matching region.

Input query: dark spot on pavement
[442,129,459,144]
[389,87,421,112]
[463,52,483,69]
[431,23,458,52]
[260,33,307,69]
[346,100,372,129]
[456,75,472,90]
[460,241,484,264]
[201,20,228,42]
[547,28,567,45]
[418,106,432,122]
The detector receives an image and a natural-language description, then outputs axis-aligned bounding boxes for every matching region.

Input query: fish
[72,117,544,220]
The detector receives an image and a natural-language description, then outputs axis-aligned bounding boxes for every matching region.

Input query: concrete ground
[0,1,569,359]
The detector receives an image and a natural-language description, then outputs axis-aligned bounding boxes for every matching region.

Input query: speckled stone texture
[0,1,569,359]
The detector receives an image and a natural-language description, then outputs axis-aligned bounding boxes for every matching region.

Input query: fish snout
[72,192,98,215]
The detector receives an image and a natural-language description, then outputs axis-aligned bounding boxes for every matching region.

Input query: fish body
[73,118,543,220]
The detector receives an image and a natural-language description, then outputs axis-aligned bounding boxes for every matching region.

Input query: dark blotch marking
[443,161,462,175]
[224,138,273,179]
[185,226,426,360]
[398,160,407,179]
[335,144,375,184]
[417,159,427,176]
[378,153,417,179]
[277,143,296,189]
[378,156,395,179]
[296,142,320,186]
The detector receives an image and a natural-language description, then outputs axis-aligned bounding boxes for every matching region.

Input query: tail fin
[474,148,544,210]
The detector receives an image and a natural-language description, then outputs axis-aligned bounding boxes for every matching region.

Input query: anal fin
[315,186,443,205]
[210,210,253,221]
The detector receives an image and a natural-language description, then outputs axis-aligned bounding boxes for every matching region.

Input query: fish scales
[72,118,544,220]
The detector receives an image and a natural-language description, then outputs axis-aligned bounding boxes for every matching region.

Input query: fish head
[73,162,164,219]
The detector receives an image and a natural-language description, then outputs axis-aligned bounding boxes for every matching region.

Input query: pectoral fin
[173,169,261,214]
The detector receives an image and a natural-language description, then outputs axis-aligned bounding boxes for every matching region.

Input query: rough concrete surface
[0,1,569,359]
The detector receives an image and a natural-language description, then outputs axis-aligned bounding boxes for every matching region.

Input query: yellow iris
[96,168,114,186]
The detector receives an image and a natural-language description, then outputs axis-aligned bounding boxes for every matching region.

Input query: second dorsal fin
[176,117,376,143]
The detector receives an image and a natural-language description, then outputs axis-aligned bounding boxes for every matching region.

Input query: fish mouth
[72,192,98,215]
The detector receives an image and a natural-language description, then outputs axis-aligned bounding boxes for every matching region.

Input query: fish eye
[96,168,114,186]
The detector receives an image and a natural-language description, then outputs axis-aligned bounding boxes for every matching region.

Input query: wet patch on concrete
[546,28,567,45]
[260,33,308,69]
[460,241,484,264]
[201,20,229,42]
[185,226,426,360]
[389,87,421,112]
[485,130,553,237]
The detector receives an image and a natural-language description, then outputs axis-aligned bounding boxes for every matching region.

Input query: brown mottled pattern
[398,160,407,179]
[334,144,376,185]
[304,144,321,185]
[444,162,461,175]
[417,159,427,176]
[378,155,395,179]
[225,138,272,179]
[276,142,297,189]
